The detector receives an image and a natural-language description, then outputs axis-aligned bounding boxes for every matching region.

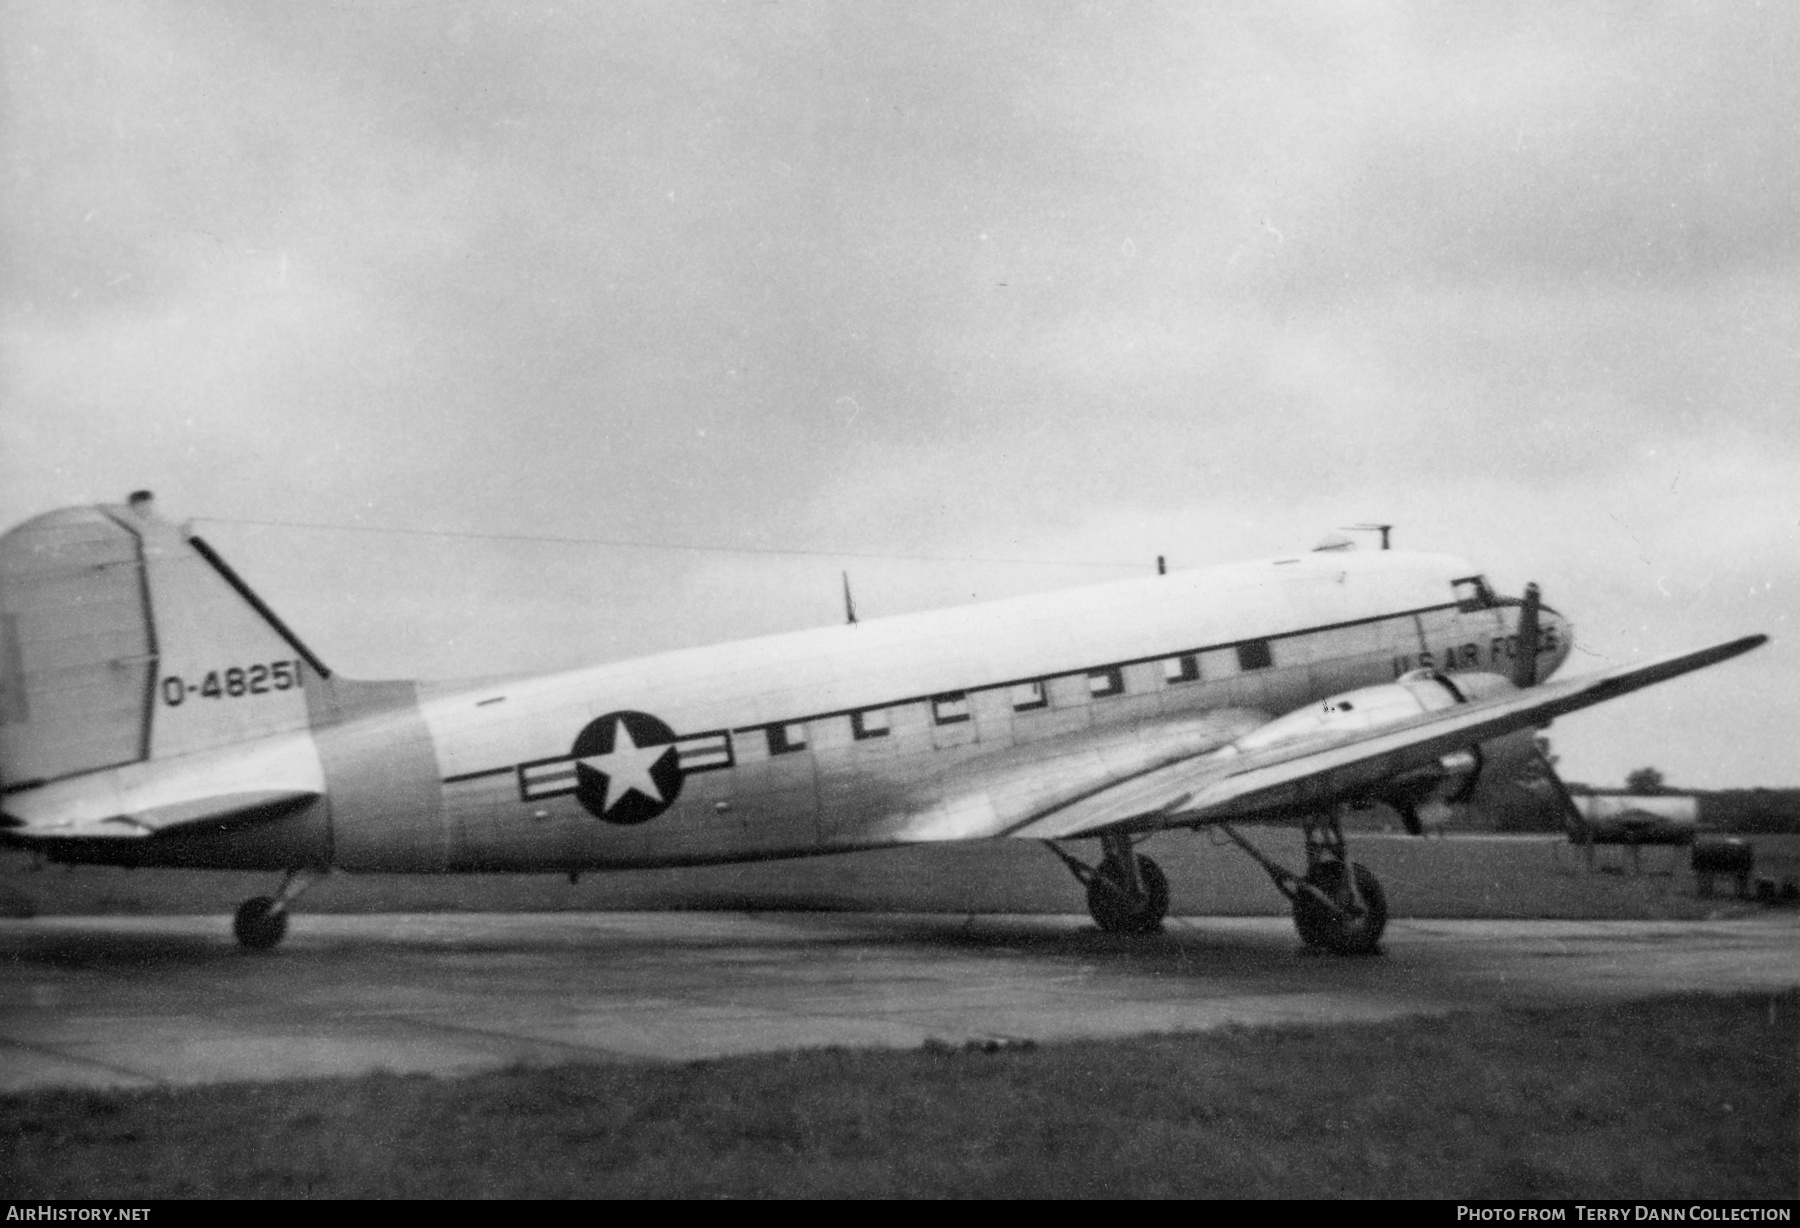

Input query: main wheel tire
[233,896,289,951]
[1086,854,1170,934]
[1292,861,1387,955]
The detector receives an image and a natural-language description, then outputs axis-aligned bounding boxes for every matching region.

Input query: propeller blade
[1528,742,1588,843]
[1512,582,1541,689]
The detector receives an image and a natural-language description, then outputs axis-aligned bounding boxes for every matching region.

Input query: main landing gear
[233,868,323,951]
[1052,815,1386,953]
[1216,810,1388,956]
[1049,831,1170,934]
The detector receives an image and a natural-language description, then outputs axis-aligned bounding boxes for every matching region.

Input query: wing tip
[1712,633,1770,663]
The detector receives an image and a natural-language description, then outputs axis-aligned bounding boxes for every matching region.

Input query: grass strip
[3,991,1795,1199]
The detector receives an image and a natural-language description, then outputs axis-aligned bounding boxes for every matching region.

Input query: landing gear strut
[1048,831,1170,934]
[233,868,323,951]
[1216,811,1387,955]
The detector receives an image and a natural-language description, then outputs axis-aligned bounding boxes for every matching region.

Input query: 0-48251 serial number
[160,660,303,706]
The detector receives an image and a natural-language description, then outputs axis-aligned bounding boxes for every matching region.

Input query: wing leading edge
[1006,635,1768,843]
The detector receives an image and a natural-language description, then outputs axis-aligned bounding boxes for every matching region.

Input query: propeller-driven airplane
[0,493,1766,954]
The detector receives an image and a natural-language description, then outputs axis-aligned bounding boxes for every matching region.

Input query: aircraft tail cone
[1512,582,1541,689]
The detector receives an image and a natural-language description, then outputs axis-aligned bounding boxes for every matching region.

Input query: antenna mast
[1342,523,1393,550]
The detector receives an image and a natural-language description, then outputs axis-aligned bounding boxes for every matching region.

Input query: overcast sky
[4,2,1797,788]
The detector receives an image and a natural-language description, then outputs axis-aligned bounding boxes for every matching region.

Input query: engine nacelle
[1227,670,1524,833]
[1379,746,1484,816]
[1232,669,1516,754]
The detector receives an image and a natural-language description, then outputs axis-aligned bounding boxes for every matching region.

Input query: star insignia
[578,718,673,813]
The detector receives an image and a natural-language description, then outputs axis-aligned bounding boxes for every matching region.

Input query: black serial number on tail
[160,661,303,706]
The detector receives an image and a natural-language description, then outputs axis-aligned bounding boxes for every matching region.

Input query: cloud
[4,1,1798,787]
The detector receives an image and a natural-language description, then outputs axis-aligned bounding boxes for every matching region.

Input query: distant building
[1570,794,1698,845]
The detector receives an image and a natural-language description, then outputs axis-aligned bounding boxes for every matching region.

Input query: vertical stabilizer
[0,494,327,790]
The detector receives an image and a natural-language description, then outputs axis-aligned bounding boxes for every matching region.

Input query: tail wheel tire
[1086,854,1170,934]
[1293,861,1387,955]
[233,896,289,951]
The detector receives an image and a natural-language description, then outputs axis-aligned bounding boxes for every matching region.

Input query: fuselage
[21,543,1562,871]
[17,544,1568,873]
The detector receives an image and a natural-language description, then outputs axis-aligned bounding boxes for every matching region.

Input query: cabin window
[768,722,808,755]
[1453,575,1498,612]
[1162,654,1200,684]
[1088,667,1124,698]
[1236,640,1272,671]
[1010,680,1048,711]
[851,708,890,740]
[932,692,971,725]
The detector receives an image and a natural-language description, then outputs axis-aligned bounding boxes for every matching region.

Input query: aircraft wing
[1005,635,1767,843]
[0,731,323,840]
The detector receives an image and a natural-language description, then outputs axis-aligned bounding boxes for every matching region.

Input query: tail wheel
[1293,861,1387,955]
[233,896,289,951]
[1086,854,1170,934]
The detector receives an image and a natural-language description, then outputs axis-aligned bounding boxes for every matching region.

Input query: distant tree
[1625,766,1667,795]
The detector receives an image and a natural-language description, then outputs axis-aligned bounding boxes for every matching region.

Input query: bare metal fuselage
[26,548,1564,874]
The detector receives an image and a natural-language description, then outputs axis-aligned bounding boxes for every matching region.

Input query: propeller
[1511,582,1541,689]
[1524,740,1589,844]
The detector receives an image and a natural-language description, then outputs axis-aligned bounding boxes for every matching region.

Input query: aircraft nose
[1541,605,1573,680]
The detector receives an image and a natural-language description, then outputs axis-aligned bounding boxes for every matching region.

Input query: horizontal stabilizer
[1,730,323,840]
[1007,634,1767,842]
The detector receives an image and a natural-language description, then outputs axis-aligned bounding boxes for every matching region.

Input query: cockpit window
[1451,575,1497,612]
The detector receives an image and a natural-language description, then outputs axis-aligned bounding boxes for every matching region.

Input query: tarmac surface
[3,910,1798,1093]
